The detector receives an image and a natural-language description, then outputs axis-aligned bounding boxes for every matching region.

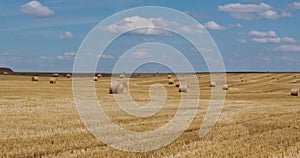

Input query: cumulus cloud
[97,54,114,59]
[238,39,246,44]
[218,3,272,13]
[0,52,9,56]
[40,56,49,60]
[259,10,280,19]
[248,30,277,37]
[57,52,76,60]
[197,47,213,53]
[102,16,171,35]
[281,37,296,43]
[130,50,152,59]
[258,53,271,62]
[218,3,289,20]
[59,31,74,40]
[195,21,240,30]
[106,16,207,35]
[233,23,242,28]
[251,37,295,43]
[204,21,225,30]
[274,45,300,52]
[19,1,54,17]
[276,54,297,61]
[179,24,205,34]
[101,16,240,36]
[245,30,295,44]
[251,37,281,43]
[288,2,300,10]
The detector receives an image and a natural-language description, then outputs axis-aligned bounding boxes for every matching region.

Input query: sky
[1,0,300,72]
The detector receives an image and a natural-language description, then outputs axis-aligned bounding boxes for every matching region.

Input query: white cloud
[218,3,287,20]
[204,21,225,30]
[218,3,272,13]
[40,56,49,60]
[274,45,300,52]
[235,23,242,28]
[130,50,152,59]
[259,10,280,19]
[197,47,213,53]
[262,55,271,62]
[252,37,295,43]
[288,2,300,10]
[231,13,256,20]
[57,52,76,60]
[248,30,277,37]
[281,12,293,17]
[252,37,281,43]
[142,38,155,42]
[238,39,246,43]
[246,30,295,43]
[227,23,243,29]
[101,16,226,35]
[19,1,54,17]
[101,16,240,36]
[179,24,205,34]
[97,54,114,59]
[276,54,296,61]
[102,16,171,35]
[59,31,74,40]
[203,21,241,31]
[282,37,296,43]
[0,52,9,56]
[258,53,271,62]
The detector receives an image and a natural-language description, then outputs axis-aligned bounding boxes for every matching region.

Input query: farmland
[0,73,299,157]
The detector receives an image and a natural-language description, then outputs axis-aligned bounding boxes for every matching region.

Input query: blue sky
[1,0,300,72]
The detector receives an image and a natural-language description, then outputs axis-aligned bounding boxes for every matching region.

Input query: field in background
[0,73,299,157]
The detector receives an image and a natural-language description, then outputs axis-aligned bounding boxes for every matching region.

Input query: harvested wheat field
[0,73,299,157]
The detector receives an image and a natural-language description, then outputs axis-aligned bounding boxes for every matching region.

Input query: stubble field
[0,73,299,157]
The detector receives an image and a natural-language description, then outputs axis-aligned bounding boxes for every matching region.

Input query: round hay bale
[120,74,125,78]
[31,76,39,81]
[168,79,174,85]
[179,84,187,92]
[50,78,57,84]
[175,82,180,87]
[52,73,59,77]
[93,77,98,81]
[291,89,298,96]
[97,74,102,78]
[109,81,128,94]
[210,81,216,87]
[65,74,71,78]
[222,84,229,90]
[3,72,8,75]
[167,75,172,79]
[292,80,296,83]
